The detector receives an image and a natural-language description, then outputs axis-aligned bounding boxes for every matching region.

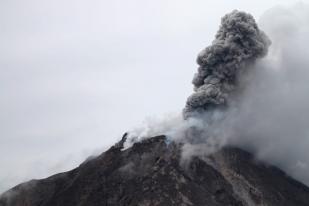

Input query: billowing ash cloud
[184,10,270,118]
[130,4,309,187]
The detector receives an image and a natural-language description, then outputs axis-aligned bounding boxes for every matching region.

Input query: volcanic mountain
[2,9,309,206]
[1,134,309,206]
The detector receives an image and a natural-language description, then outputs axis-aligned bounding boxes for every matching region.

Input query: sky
[0,0,308,193]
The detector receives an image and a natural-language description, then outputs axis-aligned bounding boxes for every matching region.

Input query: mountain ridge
[1,135,309,206]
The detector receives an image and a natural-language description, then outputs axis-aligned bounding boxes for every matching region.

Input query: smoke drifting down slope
[129,4,309,187]
[184,10,270,118]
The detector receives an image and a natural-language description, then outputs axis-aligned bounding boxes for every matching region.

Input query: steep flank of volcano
[1,135,309,206]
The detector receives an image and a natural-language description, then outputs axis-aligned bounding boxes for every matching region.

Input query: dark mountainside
[1,135,309,206]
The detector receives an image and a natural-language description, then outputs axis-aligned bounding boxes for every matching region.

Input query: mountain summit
[1,135,309,206]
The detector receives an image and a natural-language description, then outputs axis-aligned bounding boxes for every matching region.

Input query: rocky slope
[1,135,309,206]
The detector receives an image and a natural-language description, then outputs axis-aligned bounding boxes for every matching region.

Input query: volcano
[1,135,309,206]
[2,9,309,206]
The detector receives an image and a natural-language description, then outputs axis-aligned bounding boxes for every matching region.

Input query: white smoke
[128,3,309,187]
[226,2,309,186]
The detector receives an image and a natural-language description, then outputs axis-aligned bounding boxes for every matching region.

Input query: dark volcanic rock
[1,135,309,206]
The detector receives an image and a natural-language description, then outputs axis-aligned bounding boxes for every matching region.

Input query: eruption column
[184,10,270,118]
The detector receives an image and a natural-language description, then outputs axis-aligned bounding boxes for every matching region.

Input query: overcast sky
[0,0,307,193]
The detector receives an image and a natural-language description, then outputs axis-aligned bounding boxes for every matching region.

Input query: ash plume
[184,10,270,118]
[127,4,309,187]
